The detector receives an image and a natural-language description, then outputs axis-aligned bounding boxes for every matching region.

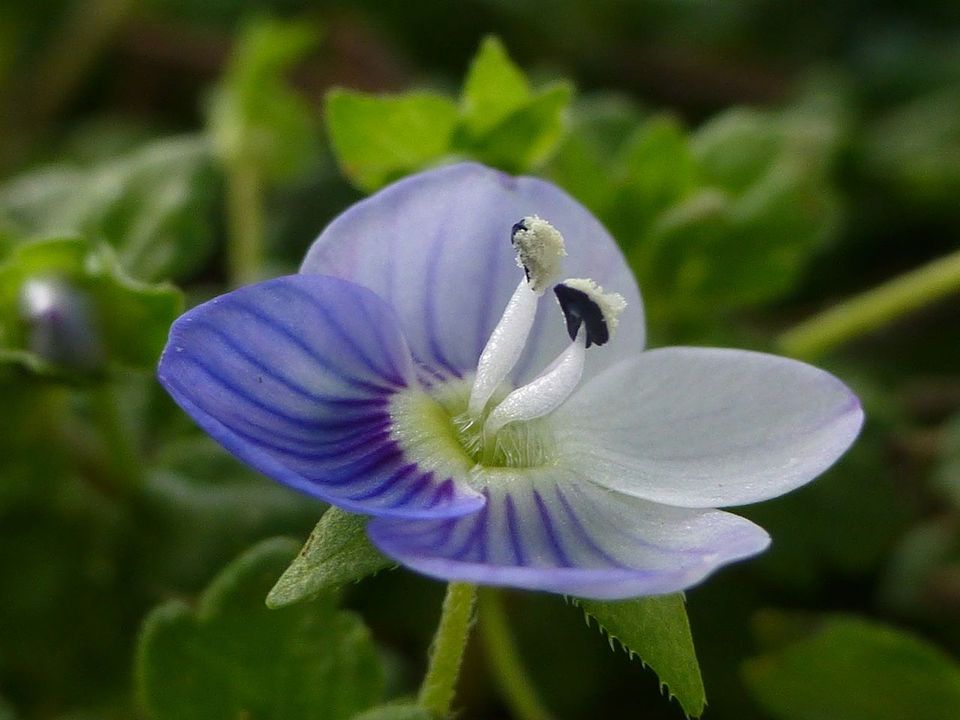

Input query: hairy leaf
[136,538,384,720]
[578,594,706,718]
[268,507,393,609]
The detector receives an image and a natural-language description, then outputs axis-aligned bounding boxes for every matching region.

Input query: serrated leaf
[578,594,706,718]
[743,613,960,720]
[0,135,216,281]
[0,236,182,377]
[268,507,393,609]
[351,703,430,720]
[326,90,459,192]
[208,18,321,182]
[136,537,384,720]
[460,35,531,137]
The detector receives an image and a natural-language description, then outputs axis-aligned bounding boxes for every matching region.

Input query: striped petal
[301,162,644,386]
[553,347,864,509]
[157,274,484,519]
[368,467,769,599]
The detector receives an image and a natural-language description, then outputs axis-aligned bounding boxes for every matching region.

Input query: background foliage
[1,1,959,719]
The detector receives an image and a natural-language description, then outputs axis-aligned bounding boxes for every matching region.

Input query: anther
[511,216,566,294]
[553,279,626,348]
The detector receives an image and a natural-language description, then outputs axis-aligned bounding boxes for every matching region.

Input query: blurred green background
[1,1,960,719]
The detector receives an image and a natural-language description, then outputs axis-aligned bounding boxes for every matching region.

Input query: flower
[158,163,863,600]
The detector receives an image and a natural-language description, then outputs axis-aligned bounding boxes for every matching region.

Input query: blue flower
[158,163,862,599]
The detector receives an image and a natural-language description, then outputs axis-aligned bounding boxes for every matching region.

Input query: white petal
[553,347,864,508]
[301,163,644,385]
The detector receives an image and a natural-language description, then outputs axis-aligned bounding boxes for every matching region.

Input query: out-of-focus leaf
[460,35,531,137]
[546,95,644,215]
[878,518,960,619]
[326,90,459,193]
[268,507,392,609]
[326,35,573,192]
[208,18,320,182]
[0,693,17,720]
[463,81,573,174]
[143,435,320,590]
[0,135,216,281]
[691,108,783,193]
[865,87,960,207]
[0,236,182,377]
[578,594,706,718]
[933,410,960,507]
[743,613,960,720]
[136,538,384,720]
[605,114,699,245]
[350,704,430,720]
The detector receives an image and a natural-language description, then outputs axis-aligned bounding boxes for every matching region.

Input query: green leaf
[208,18,321,182]
[465,81,573,173]
[546,95,643,215]
[0,135,216,281]
[326,90,459,193]
[578,594,706,718]
[743,613,960,720]
[136,537,384,720]
[0,694,17,720]
[0,236,182,377]
[326,36,573,191]
[351,703,430,720]
[460,35,531,137]
[690,108,782,193]
[267,507,393,609]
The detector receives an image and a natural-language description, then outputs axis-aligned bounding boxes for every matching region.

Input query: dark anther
[511,219,531,282]
[553,283,609,348]
[510,219,529,244]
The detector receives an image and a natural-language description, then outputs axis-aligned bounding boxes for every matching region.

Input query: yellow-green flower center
[389,378,556,476]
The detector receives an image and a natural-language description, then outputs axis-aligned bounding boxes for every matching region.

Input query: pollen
[511,216,567,294]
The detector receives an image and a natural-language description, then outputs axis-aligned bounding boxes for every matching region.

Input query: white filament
[467,279,539,417]
[484,332,587,435]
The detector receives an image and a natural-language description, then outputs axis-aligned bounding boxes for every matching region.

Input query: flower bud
[18,277,105,373]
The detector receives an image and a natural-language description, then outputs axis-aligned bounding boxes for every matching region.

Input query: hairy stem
[479,589,554,720]
[418,582,478,717]
[778,248,960,359]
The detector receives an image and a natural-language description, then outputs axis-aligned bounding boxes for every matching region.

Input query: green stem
[418,582,478,718]
[478,589,554,720]
[91,383,142,494]
[226,159,265,287]
[778,247,960,360]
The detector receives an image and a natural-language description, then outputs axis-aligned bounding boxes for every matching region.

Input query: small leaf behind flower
[136,537,384,720]
[577,594,706,718]
[0,236,182,378]
[743,613,960,720]
[267,507,394,609]
[326,90,459,193]
[350,703,431,720]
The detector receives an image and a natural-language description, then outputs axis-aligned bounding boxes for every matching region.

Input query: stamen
[511,216,567,294]
[467,217,568,417]
[553,278,626,348]
[484,331,586,435]
[467,279,538,417]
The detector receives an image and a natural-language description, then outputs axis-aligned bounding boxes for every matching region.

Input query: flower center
[389,378,557,473]
[390,218,627,480]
